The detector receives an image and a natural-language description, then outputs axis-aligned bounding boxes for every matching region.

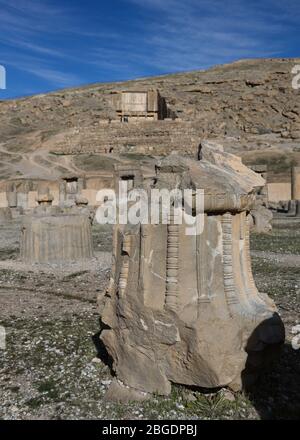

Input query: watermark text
[292,65,300,90]
[0,65,6,90]
[95,182,205,236]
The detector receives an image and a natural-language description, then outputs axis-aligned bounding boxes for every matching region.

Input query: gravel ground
[0,217,299,420]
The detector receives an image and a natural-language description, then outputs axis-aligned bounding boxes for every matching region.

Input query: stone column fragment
[20,214,93,263]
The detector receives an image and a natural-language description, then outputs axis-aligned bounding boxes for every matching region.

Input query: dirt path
[0,143,82,180]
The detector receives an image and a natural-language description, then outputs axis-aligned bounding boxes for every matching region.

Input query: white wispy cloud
[0,0,298,95]
[22,66,81,87]
[0,1,83,88]
[1,51,82,87]
[1,38,65,58]
[120,0,294,72]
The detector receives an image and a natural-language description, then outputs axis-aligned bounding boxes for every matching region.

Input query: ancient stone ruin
[0,207,12,224]
[111,89,170,122]
[99,143,285,397]
[290,166,300,217]
[248,164,273,233]
[20,213,93,264]
[273,166,300,217]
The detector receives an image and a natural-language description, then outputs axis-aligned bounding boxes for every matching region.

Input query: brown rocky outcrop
[0,58,299,182]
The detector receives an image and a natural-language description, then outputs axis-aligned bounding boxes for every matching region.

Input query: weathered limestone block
[59,181,66,206]
[6,191,17,208]
[287,199,297,217]
[295,200,300,217]
[20,214,93,263]
[33,189,61,216]
[100,145,284,397]
[17,192,29,209]
[250,204,273,233]
[75,195,89,206]
[0,192,8,208]
[291,166,300,201]
[0,207,12,223]
[68,205,95,224]
[289,165,300,218]
[275,200,289,213]
[249,165,268,206]
[247,164,272,232]
[36,193,54,206]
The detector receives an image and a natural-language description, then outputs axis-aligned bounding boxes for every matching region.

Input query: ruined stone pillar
[78,177,85,194]
[250,165,268,205]
[20,214,94,263]
[100,148,284,398]
[291,166,300,200]
[287,199,297,217]
[36,188,54,206]
[5,184,24,218]
[287,167,300,216]
[6,190,17,208]
[59,181,66,206]
[288,166,300,216]
[0,207,12,223]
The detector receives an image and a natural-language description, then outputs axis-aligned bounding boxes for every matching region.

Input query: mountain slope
[0,58,299,182]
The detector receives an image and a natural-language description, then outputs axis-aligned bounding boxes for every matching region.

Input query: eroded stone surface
[20,214,94,263]
[0,207,12,224]
[100,144,285,396]
[250,204,273,233]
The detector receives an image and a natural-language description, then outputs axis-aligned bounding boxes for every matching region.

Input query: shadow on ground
[92,319,114,372]
[242,314,300,420]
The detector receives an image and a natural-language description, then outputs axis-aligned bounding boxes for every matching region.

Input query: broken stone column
[114,164,143,190]
[60,176,84,207]
[34,188,61,216]
[59,181,66,206]
[68,195,95,223]
[6,189,17,208]
[100,145,284,398]
[291,166,300,201]
[287,199,297,217]
[249,204,273,233]
[75,195,89,207]
[250,164,268,205]
[20,214,93,263]
[17,192,29,210]
[6,184,24,218]
[0,207,12,223]
[36,188,54,206]
[289,167,300,217]
[247,165,272,232]
[77,177,85,194]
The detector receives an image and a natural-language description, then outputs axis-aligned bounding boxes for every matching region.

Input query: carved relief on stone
[99,147,285,398]
[165,209,179,312]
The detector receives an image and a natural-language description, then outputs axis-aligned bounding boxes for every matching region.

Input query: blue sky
[0,0,299,99]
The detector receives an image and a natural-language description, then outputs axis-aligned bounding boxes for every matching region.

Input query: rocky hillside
[0,58,300,182]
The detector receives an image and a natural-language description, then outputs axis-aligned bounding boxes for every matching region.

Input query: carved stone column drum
[100,145,285,396]
[20,214,93,263]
